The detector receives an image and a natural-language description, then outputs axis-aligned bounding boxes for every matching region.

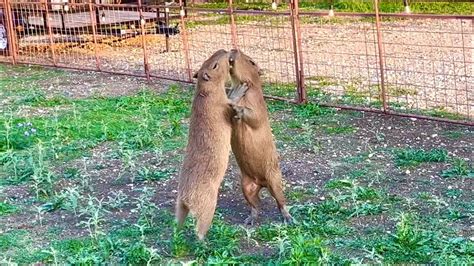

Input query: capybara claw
[244,216,256,226]
[228,83,249,103]
[232,106,245,120]
[283,214,295,225]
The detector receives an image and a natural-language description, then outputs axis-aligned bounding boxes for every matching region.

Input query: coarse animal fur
[228,48,294,225]
[175,49,248,240]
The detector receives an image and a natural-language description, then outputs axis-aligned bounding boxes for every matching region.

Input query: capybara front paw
[233,106,245,119]
[228,83,249,103]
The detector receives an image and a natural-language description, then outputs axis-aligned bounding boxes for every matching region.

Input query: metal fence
[1,0,472,125]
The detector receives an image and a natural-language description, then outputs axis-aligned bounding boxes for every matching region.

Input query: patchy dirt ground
[0,65,473,263]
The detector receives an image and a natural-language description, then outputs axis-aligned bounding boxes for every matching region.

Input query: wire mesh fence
[0,0,472,125]
[0,1,8,60]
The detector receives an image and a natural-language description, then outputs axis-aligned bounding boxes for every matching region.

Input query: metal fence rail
[1,0,472,125]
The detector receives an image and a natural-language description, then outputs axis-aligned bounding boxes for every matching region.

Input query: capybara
[175,49,248,240]
[228,48,293,225]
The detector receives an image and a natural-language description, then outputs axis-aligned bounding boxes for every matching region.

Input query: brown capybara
[228,48,294,225]
[175,49,248,240]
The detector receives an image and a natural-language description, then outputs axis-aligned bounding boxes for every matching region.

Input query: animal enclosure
[1,0,473,125]
[1,1,473,264]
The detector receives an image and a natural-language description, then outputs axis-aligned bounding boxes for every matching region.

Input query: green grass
[195,0,473,15]
[0,202,18,216]
[346,212,474,263]
[441,158,474,179]
[424,107,467,121]
[185,1,473,31]
[323,125,356,135]
[393,148,448,167]
[1,65,473,264]
[0,85,191,185]
[0,65,64,88]
[286,186,317,201]
[0,230,26,252]
[293,102,334,118]
[442,130,464,140]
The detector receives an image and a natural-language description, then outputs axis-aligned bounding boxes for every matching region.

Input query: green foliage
[442,130,465,140]
[441,158,474,179]
[0,88,190,152]
[294,102,334,118]
[425,108,466,120]
[0,87,191,187]
[137,167,175,182]
[1,65,472,265]
[195,0,473,15]
[393,148,448,167]
[324,125,356,135]
[410,2,473,15]
[0,202,18,216]
[0,230,26,252]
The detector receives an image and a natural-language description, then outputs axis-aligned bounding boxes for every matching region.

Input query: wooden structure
[6,0,182,36]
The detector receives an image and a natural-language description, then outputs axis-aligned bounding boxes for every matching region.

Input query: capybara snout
[229,49,263,85]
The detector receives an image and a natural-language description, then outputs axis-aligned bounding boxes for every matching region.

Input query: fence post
[137,0,151,80]
[373,0,388,112]
[164,6,170,52]
[44,1,58,66]
[289,0,306,104]
[88,0,101,71]
[4,0,18,63]
[228,0,238,49]
[403,0,411,14]
[95,5,101,26]
[179,0,193,82]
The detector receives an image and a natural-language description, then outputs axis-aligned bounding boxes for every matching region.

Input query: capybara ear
[202,72,211,81]
[193,72,198,79]
[258,69,264,76]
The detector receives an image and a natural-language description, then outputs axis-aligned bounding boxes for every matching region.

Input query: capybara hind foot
[196,206,216,240]
[244,208,259,226]
[175,199,189,228]
[281,207,295,224]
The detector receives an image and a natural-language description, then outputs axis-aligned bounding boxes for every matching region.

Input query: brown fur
[175,49,247,240]
[228,49,293,225]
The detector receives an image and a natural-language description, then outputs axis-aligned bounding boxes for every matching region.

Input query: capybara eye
[249,60,256,66]
[213,62,219,69]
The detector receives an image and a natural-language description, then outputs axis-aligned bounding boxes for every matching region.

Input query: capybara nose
[229,49,240,63]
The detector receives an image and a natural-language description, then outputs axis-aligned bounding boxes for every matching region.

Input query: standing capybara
[227,48,294,225]
[175,49,248,240]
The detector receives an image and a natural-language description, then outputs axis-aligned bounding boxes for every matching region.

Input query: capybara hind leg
[175,199,189,228]
[266,176,294,224]
[196,202,217,240]
[242,175,262,225]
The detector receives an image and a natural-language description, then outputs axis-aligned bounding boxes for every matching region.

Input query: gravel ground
[3,16,473,119]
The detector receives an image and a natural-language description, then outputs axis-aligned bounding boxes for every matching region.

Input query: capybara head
[193,49,230,86]
[229,49,263,85]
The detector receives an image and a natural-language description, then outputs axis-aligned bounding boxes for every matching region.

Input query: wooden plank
[26,9,162,29]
